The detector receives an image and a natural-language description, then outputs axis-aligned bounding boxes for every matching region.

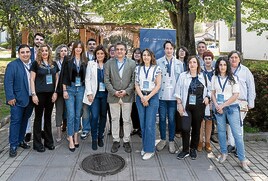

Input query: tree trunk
[167,0,196,55]
[10,28,16,58]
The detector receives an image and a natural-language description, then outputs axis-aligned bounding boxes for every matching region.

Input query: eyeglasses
[88,43,96,45]
[116,48,125,51]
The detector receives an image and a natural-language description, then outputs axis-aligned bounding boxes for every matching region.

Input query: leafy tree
[0,0,88,58]
[89,0,268,54]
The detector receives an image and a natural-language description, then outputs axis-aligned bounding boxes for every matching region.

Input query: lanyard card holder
[142,80,149,90]
[46,74,53,84]
[217,94,224,104]
[99,82,106,91]
[75,76,81,86]
[189,94,196,105]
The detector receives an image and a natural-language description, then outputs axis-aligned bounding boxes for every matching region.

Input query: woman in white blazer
[83,45,109,150]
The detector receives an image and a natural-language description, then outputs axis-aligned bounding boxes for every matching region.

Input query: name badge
[75,76,81,86]
[217,94,224,104]
[189,94,196,105]
[99,82,106,91]
[46,74,53,84]
[166,78,173,89]
[143,80,149,90]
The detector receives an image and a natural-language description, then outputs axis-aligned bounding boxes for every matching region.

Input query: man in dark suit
[24,33,45,142]
[104,41,136,153]
[4,44,34,157]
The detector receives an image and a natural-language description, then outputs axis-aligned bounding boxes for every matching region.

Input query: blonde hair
[36,44,53,67]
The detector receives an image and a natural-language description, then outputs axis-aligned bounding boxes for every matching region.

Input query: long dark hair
[94,45,108,63]
[215,57,236,84]
[70,40,87,64]
[176,46,189,62]
[140,48,156,66]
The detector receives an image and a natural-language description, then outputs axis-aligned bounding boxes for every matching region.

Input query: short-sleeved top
[211,75,239,104]
[135,65,161,92]
[31,61,59,93]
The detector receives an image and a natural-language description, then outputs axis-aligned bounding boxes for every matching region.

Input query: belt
[141,91,152,95]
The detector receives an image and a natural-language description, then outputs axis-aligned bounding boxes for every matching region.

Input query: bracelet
[31,92,36,96]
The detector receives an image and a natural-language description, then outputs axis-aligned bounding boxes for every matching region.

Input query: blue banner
[140,28,176,59]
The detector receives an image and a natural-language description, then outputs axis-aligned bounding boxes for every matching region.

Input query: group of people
[4,33,256,173]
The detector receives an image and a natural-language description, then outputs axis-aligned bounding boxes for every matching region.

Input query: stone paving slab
[0,114,267,180]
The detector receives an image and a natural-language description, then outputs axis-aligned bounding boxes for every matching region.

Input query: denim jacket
[174,71,209,116]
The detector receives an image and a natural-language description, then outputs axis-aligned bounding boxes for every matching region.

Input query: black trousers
[131,102,140,130]
[33,92,54,149]
[181,103,205,152]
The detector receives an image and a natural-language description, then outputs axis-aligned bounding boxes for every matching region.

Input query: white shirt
[135,65,161,92]
[211,75,240,105]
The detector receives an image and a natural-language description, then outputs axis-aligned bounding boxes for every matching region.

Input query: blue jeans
[91,91,108,140]
[215,104,246,161]
[9,98,34,148]
[65,84,85,136]
[82,104,91,133]
[136,93,159,153]
[159,100,177,141]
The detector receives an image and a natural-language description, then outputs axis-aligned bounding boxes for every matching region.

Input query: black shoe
[44,144,55,150]
[177,151,189,159]
[92,140,98,150]
[69,147,75,152]
[210,134,219,143]
[119,127,124,138]
[227,145,235,154]
[9,147,17,158]
[111,141,120,153]
[19,141,31,149]
[34,146,46,152]
[123,142,132,153]
[75,144,79,148]
[98,139,104,147]
[190,149,197,160]
[24,133,31,142]
[131,129,139,136]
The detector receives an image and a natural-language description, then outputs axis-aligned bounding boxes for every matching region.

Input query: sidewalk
[0,119,267,180]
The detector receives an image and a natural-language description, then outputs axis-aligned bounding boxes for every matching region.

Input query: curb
[0,115,10,129]
[244,132,268,142]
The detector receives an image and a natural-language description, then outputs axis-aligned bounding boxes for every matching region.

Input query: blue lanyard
[218,76,229,93]
[233,63,240,75]
[204,67,214,81]
[117,58,126,72]
[143,65,151,79]
[165,57,172,77]
[42,61,50,74]
[74,59,80,74]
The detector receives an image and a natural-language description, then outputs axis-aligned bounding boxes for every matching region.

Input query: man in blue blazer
[24,33,45,143]
[4,44,34,157]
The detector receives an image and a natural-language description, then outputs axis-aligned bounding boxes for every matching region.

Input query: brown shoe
[197,142,203,152]
[205,142,212,153]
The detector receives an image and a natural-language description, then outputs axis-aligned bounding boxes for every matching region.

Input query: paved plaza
[0,115,267,181]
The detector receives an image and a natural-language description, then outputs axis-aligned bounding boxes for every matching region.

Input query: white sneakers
[142,152,155,160]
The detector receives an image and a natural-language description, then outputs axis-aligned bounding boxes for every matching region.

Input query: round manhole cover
[81,153,125,176]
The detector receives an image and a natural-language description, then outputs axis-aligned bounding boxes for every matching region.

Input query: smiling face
[75,44,83,56]
[34,35,44,48]
[142,50,152,66]
[204,56,213,68]
[96,49,105,62]
[164,43,174,58]
[115,44,126,60]
[41,46,49,60]
[19,47,31,63]
[178,48,186,59]
[109,46,115,58]
[229,53,240,68]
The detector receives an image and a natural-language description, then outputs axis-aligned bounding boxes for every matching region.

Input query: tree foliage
[0,0,89,57]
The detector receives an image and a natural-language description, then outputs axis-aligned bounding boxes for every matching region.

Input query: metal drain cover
[81,153,125,176]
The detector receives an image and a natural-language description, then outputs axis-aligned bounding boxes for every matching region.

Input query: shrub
[244,60,268,131]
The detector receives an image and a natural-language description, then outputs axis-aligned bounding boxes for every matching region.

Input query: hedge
[244,60,268,131]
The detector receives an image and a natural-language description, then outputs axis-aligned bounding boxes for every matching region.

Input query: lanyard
[74,59,80,75]
[42,61,50,74]
[117,58,126,72]
[165,57,172,77]
[143,65,151,79]
[23,63,31,72]
[218,76,229,93]
[204,67,214,81]
[233,63,240,75]
[57,60,62,70]
[98,64,104,82]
